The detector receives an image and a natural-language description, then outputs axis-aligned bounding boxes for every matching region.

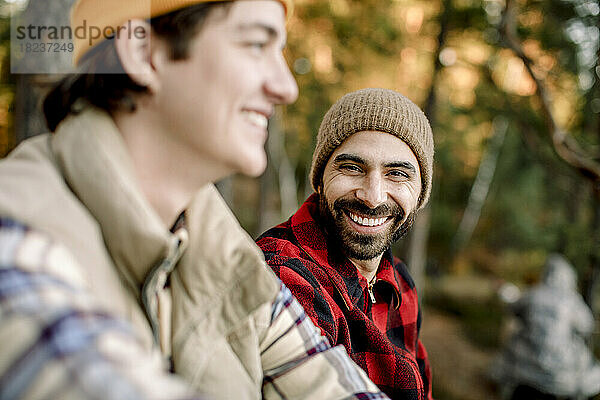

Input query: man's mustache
[333,198,405,221]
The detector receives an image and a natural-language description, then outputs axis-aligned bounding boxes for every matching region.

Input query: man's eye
[340,164,362,173]
[247,41,268,52]
[388,170,408,178]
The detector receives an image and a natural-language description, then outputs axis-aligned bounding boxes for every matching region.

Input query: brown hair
[43,2,230,132]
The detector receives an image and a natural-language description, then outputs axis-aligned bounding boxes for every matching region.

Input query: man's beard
[318,194,415,261]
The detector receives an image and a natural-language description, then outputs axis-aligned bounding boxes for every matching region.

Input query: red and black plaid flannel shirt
[257,194,433,400]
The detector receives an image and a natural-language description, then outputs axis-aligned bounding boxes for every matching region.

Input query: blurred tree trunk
[407,207,430,291]
[13,0,75,143]
[588,15,600,317]
[586,190,600,313]
[14,75,53,142]
[271,122,298,220]
[452,117,508,253]
[500,0,600,313]
[406,0,451,291]
[215,177,233,207]
[258,110,297,235]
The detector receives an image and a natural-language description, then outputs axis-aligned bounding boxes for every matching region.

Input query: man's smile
[346,210,389,226]
[343,210,394,234]
[242,110,269,129]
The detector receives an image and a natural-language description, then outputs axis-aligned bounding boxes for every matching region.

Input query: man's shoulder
[257,220,293,243]
[256,221,302,258]
[256,223,324,282]
[0,135,71,225]
[0,134,55,182]
[0,136,114,293]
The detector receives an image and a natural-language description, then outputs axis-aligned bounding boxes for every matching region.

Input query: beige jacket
[0,108,384,399]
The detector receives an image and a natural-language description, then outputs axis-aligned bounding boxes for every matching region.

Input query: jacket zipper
[142,229,188,347]
[368,278,377,304]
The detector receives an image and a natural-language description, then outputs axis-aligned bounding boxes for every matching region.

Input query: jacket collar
[50,106,279,344]
[290,194,401,309]
[50,106,177,290]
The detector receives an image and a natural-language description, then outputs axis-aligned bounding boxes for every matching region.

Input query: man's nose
[264,54,299,105]
[355,173,387,209]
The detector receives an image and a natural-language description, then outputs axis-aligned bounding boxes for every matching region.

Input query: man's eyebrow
[334,154,416,173]
[236,22,279,38]
[384,161,416,172]
[333,154,365,165]
[236,22,288,48]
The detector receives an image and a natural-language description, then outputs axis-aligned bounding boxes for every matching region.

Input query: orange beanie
[71,0,293,65]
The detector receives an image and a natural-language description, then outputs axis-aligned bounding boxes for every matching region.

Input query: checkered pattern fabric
[0,217,389,399]
[0,218,198,400]
[257,194,433,400]
[263,282,389,399]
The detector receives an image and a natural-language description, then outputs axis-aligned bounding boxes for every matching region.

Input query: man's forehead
[216,1,287,36]
[332,130,418,162]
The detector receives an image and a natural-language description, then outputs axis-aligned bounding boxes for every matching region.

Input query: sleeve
[0,218,204,400]
[260,281,389,399]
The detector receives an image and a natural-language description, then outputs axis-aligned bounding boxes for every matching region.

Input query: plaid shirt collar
[290,194,401,310]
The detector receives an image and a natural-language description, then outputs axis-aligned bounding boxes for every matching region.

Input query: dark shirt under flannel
[257,194,433,400]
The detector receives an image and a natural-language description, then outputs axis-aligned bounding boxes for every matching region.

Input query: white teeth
[243,111,268,128]
[348,212,388,227]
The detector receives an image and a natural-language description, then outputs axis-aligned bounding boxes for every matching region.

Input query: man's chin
[343,244,386,261]
[240,154,267,177]
[337,223,395,260]
[318,194,411,259]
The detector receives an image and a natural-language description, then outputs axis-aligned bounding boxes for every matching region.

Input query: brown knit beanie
[310,88,434,210]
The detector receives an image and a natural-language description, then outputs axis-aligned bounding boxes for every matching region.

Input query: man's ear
[114,19,162,93]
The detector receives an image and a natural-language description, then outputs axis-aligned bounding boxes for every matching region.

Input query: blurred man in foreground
[0,1,388,398]
[257,88,435,399]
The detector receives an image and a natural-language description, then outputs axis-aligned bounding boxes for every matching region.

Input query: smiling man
[0,2,387,399]
[257,88,435,399]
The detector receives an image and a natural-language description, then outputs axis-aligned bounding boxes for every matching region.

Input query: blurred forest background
[1,0,599,398]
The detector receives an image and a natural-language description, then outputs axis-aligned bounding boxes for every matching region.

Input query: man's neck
[113,107,226,228]
[349,255,383,283]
